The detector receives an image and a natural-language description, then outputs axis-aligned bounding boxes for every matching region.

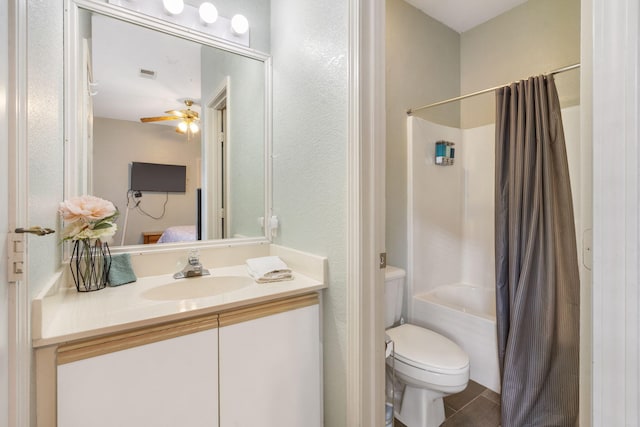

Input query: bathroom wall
[460,0,581,128]
[270,0,348,425]
[27,0,65,298]
[386,0,461,270]
[93,118,201,245]
[22,1,66,423]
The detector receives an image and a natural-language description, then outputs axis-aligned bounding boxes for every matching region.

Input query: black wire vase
[70,239,111,292]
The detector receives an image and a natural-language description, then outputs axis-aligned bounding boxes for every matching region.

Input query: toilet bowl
[385,267,469,427]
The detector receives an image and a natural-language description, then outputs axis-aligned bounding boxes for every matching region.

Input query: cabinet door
[219,303,321,427]
[58,328,218,427]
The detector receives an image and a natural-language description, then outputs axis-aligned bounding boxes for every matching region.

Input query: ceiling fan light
[199,2,218,25]
[163,0,184,16]
[189,121,200,133]
[231,14,249,35]
[178,121,189,132]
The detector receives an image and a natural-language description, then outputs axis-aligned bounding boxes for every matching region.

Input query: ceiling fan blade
[140,115,181,123]
[143,100,198,125]
[164,109,187,117]
[182,112,199,121]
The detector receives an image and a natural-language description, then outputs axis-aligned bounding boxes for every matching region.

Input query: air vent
[139,68,157,79]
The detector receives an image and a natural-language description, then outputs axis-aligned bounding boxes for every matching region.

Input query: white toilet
[385,266,470,427]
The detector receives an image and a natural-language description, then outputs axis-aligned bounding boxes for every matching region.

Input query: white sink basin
[142,276,254,301]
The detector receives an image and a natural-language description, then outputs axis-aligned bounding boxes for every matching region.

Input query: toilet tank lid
[385,266,406,280]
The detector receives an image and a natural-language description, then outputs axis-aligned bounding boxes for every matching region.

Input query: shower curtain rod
[406,63,581,115]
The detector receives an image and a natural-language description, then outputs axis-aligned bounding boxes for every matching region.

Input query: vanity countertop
[32,264,326,348]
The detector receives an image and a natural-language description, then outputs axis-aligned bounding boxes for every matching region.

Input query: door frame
[348,0,640,425]
[591,0,640,424]
[7,0,31,425]
[346,0,386,425]
[204,78,230,241]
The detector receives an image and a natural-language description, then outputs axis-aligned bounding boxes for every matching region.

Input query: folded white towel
[246,256,293,283]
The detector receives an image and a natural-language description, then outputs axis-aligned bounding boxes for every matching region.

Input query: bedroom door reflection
[218,105,227,239]
[205,82,229,241]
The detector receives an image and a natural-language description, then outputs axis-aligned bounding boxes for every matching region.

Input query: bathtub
[410,284,501,393]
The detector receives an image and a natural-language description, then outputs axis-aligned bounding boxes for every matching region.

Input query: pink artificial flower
[58,195,117,223]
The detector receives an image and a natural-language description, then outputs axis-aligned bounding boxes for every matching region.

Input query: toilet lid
[386,324,469,375]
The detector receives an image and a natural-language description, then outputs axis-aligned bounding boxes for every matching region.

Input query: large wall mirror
[65,0,271,250]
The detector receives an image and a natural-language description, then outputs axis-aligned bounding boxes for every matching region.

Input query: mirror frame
[63,0,273,256]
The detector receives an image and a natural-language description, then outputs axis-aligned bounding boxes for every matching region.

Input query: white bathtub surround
[407,118,464,304]
[407,108,580,296]
[412,285,500,392]
[406,107,581,392]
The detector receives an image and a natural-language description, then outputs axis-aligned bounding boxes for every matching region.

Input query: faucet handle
[188,249,201,265]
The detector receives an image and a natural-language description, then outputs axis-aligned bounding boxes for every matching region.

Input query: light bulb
[178,121,188,132]
[189,121,200,133]
[231,14,249,35]
[163,0,184,15]
[199,2,218,24]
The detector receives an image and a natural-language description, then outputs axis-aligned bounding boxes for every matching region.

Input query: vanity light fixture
[162,0,184,16]
[107,0,250,46]
[199,2,218,25]
[230,14,249,35]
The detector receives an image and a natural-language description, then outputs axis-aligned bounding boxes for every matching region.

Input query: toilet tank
[385,266,406,328]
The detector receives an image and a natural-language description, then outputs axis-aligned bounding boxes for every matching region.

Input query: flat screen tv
[130,162,186,193]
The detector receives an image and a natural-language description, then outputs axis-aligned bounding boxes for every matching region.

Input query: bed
[157,225,197,243]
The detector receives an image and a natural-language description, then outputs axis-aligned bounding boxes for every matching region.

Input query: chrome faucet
[173,250,210,279]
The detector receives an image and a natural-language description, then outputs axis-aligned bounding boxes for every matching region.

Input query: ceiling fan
[140,99,200,135]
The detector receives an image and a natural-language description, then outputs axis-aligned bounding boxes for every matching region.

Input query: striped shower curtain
[494,75,580,426]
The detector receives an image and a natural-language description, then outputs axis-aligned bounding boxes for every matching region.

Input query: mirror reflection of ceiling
[404,0,528,33]
[92,14,202,124]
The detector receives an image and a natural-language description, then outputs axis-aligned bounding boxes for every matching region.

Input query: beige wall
[93,118,201,246]
[460,0,581,128]
[385,0,460,269]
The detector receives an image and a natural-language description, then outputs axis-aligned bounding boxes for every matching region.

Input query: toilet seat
[387,324,468,374]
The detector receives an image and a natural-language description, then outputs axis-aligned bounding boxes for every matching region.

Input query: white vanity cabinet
[218,294,322,427]
[51,314,220,427]
[35,293,322,427]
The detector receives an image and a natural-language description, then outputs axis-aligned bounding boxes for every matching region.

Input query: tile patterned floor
[394,380,501,427]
